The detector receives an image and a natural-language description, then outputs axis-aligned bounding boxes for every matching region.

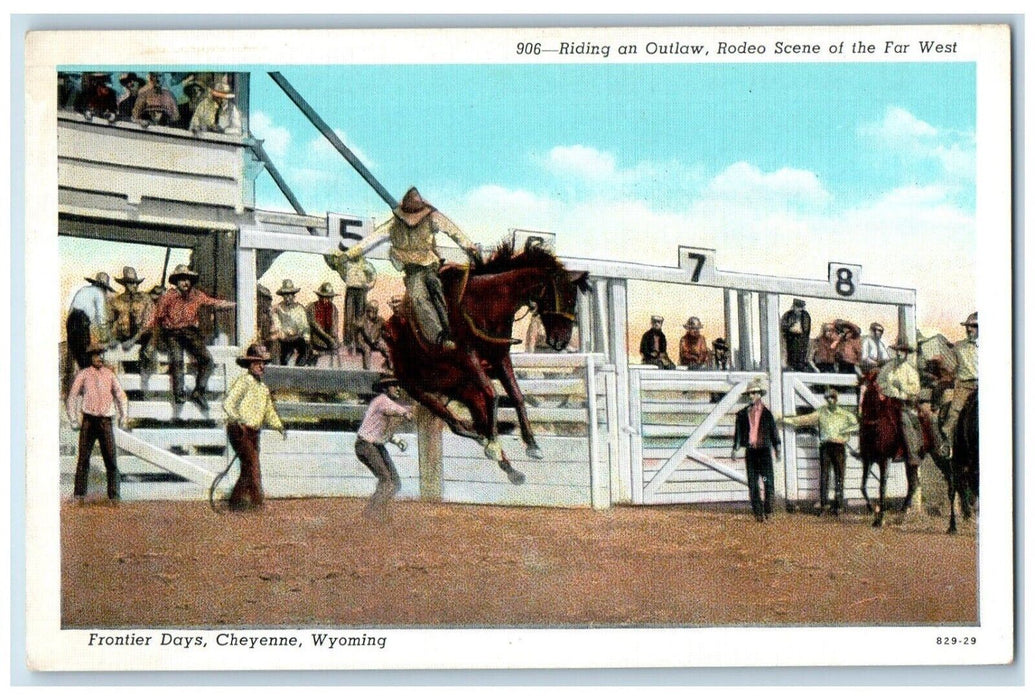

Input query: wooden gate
[631,369,769,505]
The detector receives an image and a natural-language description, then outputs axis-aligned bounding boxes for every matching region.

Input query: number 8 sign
[828,262,862,297]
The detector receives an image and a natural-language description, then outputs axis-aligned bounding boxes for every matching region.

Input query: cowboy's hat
[236,343,272,367]
[115,266,145,286]
[119,72,144,88]
[373,374,400,392]
[275,279,301,296]
[823,387,839,400]
[650,315,664,323]
[168,264,199,284]
[683,316,703,330]
[85,272,116,293]
[393,187,436,227]
[85,342,107,356]
[870,322,885,332]
[183,79,208,99]
[961,312,978,327]
[792,298,807,307]
[712,337,730,350]
[314,282,338,298]
[210,78,235,99]
[742,378,767,396]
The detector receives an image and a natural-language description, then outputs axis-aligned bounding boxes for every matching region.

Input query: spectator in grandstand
[678,316,710,370]
[307,282,341,366]
[712,337,731,371]
[189,77,243,136]
[860,322,891,372]
[271,279,311,366]
[58,72,82,111]
[780,298,812,371]
[809,322,840,373]
[640,315,675,369]
[132,72,180,127]
[116,72,144,121]
[833,318,863,375]
[75,72,119,122]
[357,301,392,371]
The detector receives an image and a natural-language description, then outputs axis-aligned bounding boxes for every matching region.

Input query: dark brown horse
[944,389,979,534]
[384,240,589,484]
[858,370,926,527]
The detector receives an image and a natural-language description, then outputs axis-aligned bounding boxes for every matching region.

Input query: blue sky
[241,61,976,337]
[62,60,977,343]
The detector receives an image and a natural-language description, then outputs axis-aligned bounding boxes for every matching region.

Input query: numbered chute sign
[828,262,862,297]
[678,246,716,284]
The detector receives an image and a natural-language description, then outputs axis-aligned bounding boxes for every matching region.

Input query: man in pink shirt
[66,343,129,505]
[355,375,413,521]
[731,378,781,522]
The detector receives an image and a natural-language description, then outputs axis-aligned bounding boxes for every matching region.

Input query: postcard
[22,23,1013,672]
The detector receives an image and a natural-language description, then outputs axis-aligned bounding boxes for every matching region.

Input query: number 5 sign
[828,262,862,297]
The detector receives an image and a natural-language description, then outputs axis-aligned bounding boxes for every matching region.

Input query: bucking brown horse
[384,240,589,485]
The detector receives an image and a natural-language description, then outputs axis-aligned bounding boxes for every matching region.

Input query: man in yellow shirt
[780,387,859,516]
[223,344,285,511]
[876,342,923,471]
[330,187,480,351]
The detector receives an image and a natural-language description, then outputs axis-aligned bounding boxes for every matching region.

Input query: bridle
[534,272,576,322]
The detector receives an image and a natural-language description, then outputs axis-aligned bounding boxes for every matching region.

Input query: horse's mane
[471,240,566,276]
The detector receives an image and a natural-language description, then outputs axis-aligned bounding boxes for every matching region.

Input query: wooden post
[415,406,443,501]
[724,289,734,368]
[235,244,257,347]
[608,279,632,504]
[737,290,753,371]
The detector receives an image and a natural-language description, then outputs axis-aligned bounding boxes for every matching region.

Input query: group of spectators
[639,315,730,370]
[254,278,391,371]
[780,298,892,375]
[58,71,243,136]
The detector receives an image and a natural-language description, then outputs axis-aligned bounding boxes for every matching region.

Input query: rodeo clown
[222,344,286,511]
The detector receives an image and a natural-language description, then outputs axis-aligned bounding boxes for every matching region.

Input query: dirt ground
[61,494,977,629]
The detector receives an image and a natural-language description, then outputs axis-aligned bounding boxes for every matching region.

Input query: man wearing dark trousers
[355,375,413,521]
[143,264,235,411]
[732,378,781,522]
[66,343,129,505]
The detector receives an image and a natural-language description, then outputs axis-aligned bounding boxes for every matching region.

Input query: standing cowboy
[678,316,710,369]
[324,245,377,354]
[355,374,413,521]
[271,279,311,366]
[332,187,480,351]
[110,266,153,345]
[66,343,128,506]
[640,315,676,369]
[876,342,923,473]
[780,387,859,517]
[781,298,812,371]
[66,271,115,371]
[222,344,285,511]
[306,282,341,366]
[942,312,978,445]
[143,264,235,410]
[732,378,781,522]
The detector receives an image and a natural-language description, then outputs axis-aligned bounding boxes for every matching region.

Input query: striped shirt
[358,394,412,444]
[223,373,284,432]
[67,365,128,420]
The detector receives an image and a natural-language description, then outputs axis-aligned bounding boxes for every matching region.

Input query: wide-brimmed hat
[650,315,664,323]
[85,272,116,293]
[961,312,978,327]
[374,374,400,392]
[792,298,807,307]
[183,79,208,99]
[85,341,107,357]
[742,378,767,396]
[168,264,199,284]
[86,72,112,84]
[824,387,839,400]
[115,266,145,286]
[276,279,301,296]
[712,337,729,350]
[210,78,235,99]
[315,282,338,298]
[119,72,144,88]
[870,322,885,332]
[889,342,915,353]
[236,344,272,367]
[683,316,703,330]
[393,187,436,227]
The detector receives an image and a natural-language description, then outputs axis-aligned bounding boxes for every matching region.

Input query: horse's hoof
[526,445,544,460]
[503,466,526,485]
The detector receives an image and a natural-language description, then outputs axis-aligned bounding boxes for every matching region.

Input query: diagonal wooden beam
[643,376,753,499]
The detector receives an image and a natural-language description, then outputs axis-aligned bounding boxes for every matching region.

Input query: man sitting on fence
[640,315,675,369]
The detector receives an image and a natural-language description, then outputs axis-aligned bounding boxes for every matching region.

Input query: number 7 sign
[678,246,716,283]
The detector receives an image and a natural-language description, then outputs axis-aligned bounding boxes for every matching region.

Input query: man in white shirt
[860,322,891,372]
[942,312,978,444]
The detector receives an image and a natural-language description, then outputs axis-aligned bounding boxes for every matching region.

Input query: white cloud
[545,145,616,180]
[859,106,975,186]
[249,111,290,160]
[701,162,831,209]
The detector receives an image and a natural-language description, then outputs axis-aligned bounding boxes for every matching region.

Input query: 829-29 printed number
[936,636,976,645]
